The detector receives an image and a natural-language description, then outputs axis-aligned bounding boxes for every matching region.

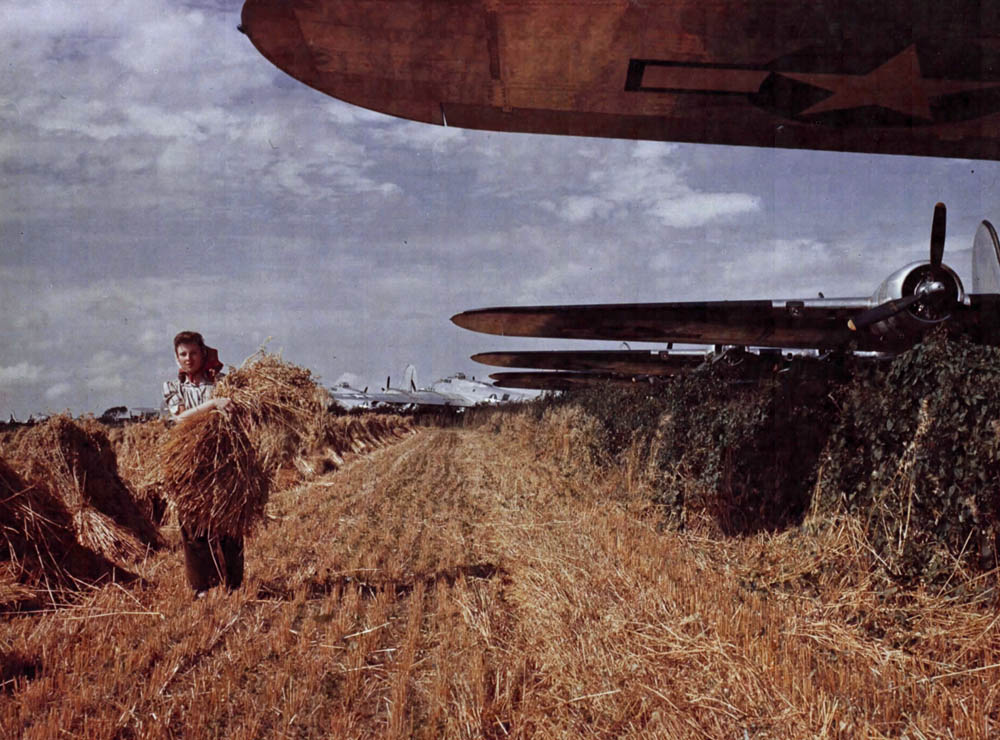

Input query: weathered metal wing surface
[472,350,706,375]
[241,0,1000,161]
[490,371,645,391]
[451,300,901,351]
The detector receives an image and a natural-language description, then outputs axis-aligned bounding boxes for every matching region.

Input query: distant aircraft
[452,205,1000,388]
[328,380,375,411]
[429,372,534,405]
[240,0,1000,161]
[330,365,531,409]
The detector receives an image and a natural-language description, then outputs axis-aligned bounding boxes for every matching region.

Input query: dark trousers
[180,525,244,592]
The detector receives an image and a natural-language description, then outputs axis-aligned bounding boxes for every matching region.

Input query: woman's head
[174,331,207,378]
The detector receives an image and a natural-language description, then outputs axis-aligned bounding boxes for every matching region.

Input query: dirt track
[3,422,998,738]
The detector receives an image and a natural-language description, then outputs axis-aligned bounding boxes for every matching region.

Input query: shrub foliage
[553,332,1000,583]
[817,331,1000,581]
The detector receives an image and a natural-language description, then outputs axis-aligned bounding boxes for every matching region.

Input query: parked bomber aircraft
[240,0,1000,161]
[452,206,1000,388]
[429,373,534,405]
[329,366,531,410]
[328,381,375,411]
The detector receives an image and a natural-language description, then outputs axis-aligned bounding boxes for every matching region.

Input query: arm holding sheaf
[174,396,232,423]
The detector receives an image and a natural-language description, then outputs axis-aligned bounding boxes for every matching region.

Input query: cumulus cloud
[334,372,363,388]
[380,120,468,153]
[551,143,760,228]
[44,382,72,400]
[648,193,762,228]
[86,374,127,394]
[467,137,759,230]
[0,362,43,386]
[560,195,615,223]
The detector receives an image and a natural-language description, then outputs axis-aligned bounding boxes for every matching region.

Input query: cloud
[86,374,127,394]
[380,120,468,153]
[462,137,759,230]
[4,0,996,420]
[0,362,43,386]
[560,196,615,223]
[334,372,363,388]
[648,193,762,228]
[552,143,760,228]
[138,328,162,355]
[44,382,72,400]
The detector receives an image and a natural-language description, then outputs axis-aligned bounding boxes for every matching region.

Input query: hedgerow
[816,331,1000,583]
[550,331,1000,584]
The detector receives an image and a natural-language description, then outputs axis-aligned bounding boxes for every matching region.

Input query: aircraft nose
[240,0,493,124]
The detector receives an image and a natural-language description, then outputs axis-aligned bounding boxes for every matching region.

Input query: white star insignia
[780,45,1000,120]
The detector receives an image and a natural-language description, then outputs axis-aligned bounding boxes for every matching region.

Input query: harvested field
[1,408,997,738]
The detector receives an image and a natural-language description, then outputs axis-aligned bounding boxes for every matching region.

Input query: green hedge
[554,332,1000,583]
[816,332,1000,581]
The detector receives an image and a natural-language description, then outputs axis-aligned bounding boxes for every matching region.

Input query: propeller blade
[847,294,923,332]
[930,202,947,268]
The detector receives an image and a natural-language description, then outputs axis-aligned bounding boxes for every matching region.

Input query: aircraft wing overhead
[450,300,920,351]
[472,349,706,375]
[241,0,1000,161]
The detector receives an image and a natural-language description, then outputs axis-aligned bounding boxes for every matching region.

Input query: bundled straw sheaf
[7,415,163,562]
[217,352,327,472]
[0,456,125,608]
[290,413,414,482]
[0,457,71,587]
[160,352,416,535]
[108,419,171,525]
[159,352,323,537]
[160,409,269,538]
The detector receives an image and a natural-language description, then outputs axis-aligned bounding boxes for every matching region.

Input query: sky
[3,0,1000,419]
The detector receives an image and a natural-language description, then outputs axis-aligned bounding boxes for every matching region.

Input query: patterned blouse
[162,376,221,418]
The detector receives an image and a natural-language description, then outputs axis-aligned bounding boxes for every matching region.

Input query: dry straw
[109,419,171,525]
[159,408,268,538]
[159,352,324,538]
[0,457,68,587]
[0,455,121,607]
[6,415,162,562]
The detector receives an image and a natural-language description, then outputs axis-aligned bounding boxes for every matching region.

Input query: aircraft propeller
[848,203,951,332]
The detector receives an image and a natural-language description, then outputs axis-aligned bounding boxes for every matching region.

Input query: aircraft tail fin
[404,364,418,391]
[972,220,1000,294]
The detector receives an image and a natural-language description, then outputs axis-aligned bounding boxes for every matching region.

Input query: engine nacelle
[868,261,966,339]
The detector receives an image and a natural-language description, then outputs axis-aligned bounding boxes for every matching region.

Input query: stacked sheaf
[160,353,415,537]
[159,353,325,537]
[7,416,163,564]
[107,419,171,526]
[0,435,140,611]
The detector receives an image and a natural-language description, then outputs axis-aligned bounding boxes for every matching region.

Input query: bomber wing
[451,299,908,352]
[490,371,645,391]
[472,349,706,375]
[241,0,1000,161]
[455,210,1000,353]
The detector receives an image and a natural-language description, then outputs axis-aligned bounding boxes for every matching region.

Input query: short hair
[173,331,207,354]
